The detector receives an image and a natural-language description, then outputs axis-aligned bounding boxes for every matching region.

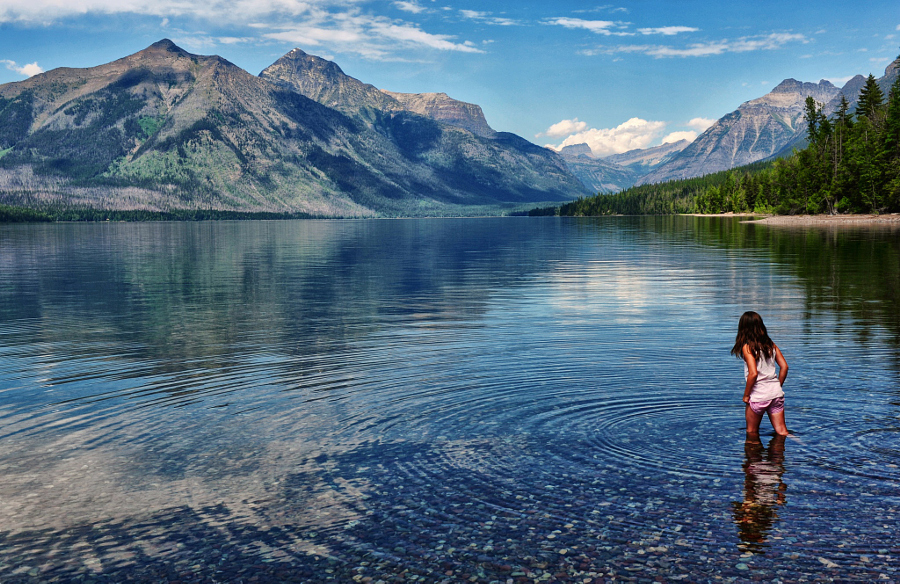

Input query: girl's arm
[774,345,788,386]
[741,344,757,404]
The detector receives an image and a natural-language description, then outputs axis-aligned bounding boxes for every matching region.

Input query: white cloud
[549,117,668,157]
[369,22,483,52]
[266,26,364,46]
[536,118,588,138]
[686,117,715,131]
[0,0,317,24]
[545,17,625,36]
[460,10,517,26]
[661,130,696,143]
[1,59,43,77]
[0,1,483,58]
[394,1,425,14]
[258,8,484,58]
[825,75,855,86]
[217,36,254,44]
[590,32,806,58]
[637,26,698,36]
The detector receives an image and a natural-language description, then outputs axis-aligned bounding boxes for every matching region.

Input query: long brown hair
[731,311,775,361]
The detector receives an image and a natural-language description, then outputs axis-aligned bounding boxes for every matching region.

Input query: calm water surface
[0,217,898,582]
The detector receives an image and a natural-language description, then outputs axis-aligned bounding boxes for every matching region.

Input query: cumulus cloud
[536,118,588,138]
[590,32,807,58]
[393,1,425,14]
[1,59,43,77]
[548,117,668,157]
[637,26,698,36]
[686,117,715,131]
[661,130,696,143]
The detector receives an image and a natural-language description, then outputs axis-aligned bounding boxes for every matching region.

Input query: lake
[0,217,898,582]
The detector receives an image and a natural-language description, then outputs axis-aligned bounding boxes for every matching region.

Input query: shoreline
[741,213,900,226]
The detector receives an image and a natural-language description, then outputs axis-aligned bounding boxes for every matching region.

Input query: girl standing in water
[732,311,790,436]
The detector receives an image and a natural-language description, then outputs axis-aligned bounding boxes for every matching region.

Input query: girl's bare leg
[745,405,763,435]
[768,410,789,436]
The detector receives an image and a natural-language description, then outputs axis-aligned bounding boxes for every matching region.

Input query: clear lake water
[0,216,898,583]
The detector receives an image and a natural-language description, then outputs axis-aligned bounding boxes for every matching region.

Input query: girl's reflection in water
[732,434,787,553]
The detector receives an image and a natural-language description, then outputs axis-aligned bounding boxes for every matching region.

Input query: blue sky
[1,0,898,157]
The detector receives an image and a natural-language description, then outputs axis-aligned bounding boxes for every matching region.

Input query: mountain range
[0,40,587,217]
[564,58,898,188]
[1,40,898,217]
[557,140,689,193]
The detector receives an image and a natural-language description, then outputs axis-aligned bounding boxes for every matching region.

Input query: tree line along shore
[535,70,900,219]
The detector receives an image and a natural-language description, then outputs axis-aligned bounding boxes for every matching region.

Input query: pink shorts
[749,397,785,415]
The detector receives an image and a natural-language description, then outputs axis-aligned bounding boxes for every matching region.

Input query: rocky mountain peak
[635,78,841,186]
[604,140,689,169]
[259,49,496,136]
[771,78,836,94]
[887,56,900,78]
[0,39,588,218]
[761,78,840,107]
[380,90,496,137]
[147,38,186,54]
[559,143,594,158]
[270,48,348,82]
[841,75,867,92]
[259,48,399,113]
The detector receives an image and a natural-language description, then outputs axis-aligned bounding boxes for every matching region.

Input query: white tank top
[744,351,785,402]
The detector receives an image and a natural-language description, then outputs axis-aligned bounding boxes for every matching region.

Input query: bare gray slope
[557,144,638,193]
[604,140,689,174]
[260,49,497,137]
[381,91,495,138]
[637,79,840,185]
[259,48,400,115]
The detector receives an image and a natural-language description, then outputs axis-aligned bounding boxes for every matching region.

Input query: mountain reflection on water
[0,217,898,583]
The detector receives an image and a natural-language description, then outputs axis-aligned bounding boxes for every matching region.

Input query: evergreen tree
[856,74,885,120]
[552,67,900,218]
[834,94,852,127]
[805,96,820,145]
[883,75,900,157]
[883,75,900,208]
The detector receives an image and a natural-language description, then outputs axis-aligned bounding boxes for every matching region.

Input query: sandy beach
[743,213,900,226]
